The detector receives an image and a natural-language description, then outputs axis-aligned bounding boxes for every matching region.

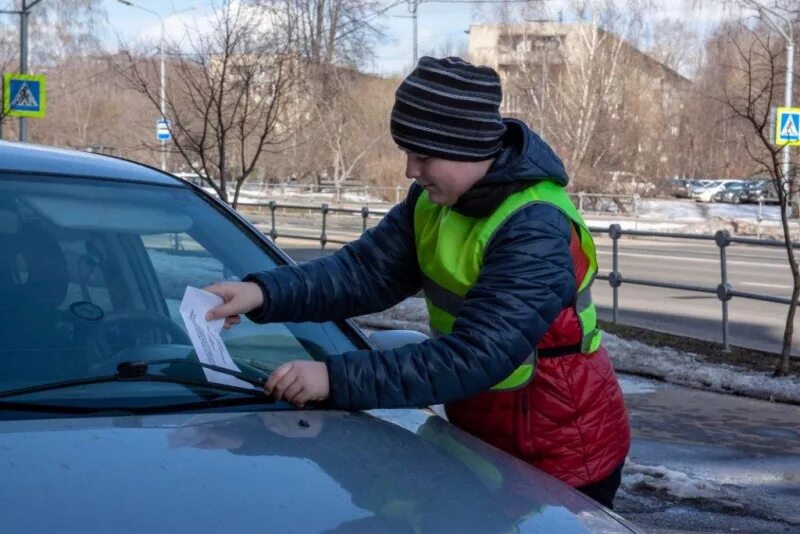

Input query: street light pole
[117,0,167,171]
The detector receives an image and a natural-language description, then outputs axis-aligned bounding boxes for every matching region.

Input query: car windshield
[0,173,364,413]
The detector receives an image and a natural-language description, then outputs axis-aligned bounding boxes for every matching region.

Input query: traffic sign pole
[19,4,28,142]
[784,41,794,216]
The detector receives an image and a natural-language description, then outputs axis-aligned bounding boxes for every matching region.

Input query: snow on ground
[636,199,780,222]
[622,460,744,510]
[353,296,800,404]
[604,333,800,404]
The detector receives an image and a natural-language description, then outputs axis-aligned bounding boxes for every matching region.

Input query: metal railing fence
[246,201,797,351]
[597,224,797,350]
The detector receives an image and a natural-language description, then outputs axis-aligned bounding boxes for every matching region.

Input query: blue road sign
[776,107,800,146]
[156,119,171,141]
[3,73,46,118]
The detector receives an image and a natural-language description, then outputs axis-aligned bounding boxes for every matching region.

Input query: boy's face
[403,150,494,206]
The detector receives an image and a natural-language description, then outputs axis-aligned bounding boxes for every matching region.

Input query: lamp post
[117,1,193,171]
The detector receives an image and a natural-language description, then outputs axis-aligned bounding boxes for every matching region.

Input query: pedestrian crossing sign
[3,73,46,118]
[776,107,800,146]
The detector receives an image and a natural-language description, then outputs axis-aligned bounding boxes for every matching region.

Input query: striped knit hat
[391,56,506,162]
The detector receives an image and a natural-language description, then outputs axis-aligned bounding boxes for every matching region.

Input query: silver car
[0,141,637,533]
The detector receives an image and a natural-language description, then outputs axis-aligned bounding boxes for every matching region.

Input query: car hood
[0,408,635,533]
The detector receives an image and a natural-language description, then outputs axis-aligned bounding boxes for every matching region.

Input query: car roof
[0,141,184,187]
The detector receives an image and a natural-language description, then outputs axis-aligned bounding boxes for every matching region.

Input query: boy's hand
[203,281,264,329]
[265,361,330,408]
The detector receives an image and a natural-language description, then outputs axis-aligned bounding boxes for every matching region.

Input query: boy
[206,56,630,508]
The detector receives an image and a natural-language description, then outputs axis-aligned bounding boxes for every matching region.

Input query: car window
[0,173,365,409]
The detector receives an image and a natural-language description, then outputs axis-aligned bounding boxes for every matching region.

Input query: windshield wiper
[0,359,268,401]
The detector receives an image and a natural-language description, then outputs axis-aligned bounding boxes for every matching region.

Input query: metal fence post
[633,194,640,231]
[268,200,278,241]
[715,230,732,351]
[578,192,585,213]
[608,224,623,324]
[396,186,402,204]
[320,204,329,250]
[361,206,370,233]
[757,200,764,239]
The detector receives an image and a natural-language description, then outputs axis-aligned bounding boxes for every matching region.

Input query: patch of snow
[637,199,780,223]
[617,376,660,395]
[603,333,800,404]
[622,460,743,509]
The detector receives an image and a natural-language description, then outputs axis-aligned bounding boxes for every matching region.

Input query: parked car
[693,180,741,202]
[0,141,637,533]
[687,179,714,198]
[667,178,692,198]
[712,181,747,203]
[741,179,779,204]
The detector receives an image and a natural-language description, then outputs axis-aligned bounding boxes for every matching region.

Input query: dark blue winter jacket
[244,119,576,410]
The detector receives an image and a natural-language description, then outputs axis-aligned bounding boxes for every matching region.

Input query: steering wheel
[90,309,191,359]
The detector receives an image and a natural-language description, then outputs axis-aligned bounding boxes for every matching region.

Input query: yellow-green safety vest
[413,179,602,391]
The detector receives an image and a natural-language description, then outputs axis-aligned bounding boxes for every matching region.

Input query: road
[243,207,798,356]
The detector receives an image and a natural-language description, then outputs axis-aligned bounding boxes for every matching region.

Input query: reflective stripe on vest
[414,179,601,392]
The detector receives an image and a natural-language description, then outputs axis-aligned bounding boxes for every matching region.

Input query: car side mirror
[369,330,429,351]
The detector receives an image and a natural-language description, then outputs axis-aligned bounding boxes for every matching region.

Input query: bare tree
[256,0,385,68]
[725,0,799,218]
[502,2,641,187]
[302,70,392,195]
[118,1,299,208]
[712,21,799,375]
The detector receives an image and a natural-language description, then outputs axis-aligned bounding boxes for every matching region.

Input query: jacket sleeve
[243,185,423,323]
[325,202,577,410]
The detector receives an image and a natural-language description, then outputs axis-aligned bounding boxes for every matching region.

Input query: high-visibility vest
[414,179,602,391]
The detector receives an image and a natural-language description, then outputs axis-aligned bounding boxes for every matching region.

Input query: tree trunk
[777,192,799,376]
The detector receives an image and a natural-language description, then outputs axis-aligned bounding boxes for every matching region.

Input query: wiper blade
[121,358,269,388]
[0,359,268,401]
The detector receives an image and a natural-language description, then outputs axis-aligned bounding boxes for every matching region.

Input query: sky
[99,0,737,77]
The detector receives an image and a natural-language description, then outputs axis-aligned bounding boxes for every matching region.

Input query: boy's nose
[405,158,420,180]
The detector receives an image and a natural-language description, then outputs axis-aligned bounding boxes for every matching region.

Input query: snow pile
[354,297,800,404]
[603,334,800,404]
[622,460,743,509]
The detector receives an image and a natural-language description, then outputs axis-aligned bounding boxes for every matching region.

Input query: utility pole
[408,0,420,66]
[0,0,43,142]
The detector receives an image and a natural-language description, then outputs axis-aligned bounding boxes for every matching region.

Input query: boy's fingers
[272,374,298,401]
[207,301,239,321]
[265,362,294,395]
[283,382,305,404]
[223,315,241,329]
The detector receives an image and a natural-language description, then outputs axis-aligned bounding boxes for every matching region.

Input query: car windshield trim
[0,359,270,401]
[0,395,278,416]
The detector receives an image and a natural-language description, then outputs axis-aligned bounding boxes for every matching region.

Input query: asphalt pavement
[618,374,800,533]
